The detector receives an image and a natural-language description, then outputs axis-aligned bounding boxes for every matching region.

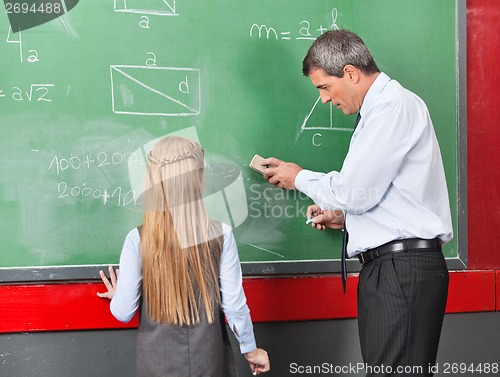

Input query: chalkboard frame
[0,0,467,282]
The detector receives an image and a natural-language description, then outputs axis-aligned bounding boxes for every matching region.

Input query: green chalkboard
[0,0,466,280]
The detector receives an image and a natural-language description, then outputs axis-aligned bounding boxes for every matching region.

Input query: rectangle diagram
[110,65,201,117]
[114,0,177,16]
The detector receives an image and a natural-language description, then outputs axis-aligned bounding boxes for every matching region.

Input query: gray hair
[302,30,379,77]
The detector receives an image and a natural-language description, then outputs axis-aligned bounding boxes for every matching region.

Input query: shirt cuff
[225,315,257,353]
[239,338,257,354]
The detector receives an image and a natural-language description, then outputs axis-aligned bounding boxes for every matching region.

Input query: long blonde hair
[141,136,223,326]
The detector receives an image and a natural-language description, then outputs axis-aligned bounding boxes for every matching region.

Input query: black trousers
[357,248,449,377]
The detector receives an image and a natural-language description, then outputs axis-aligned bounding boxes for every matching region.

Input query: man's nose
[320,94,331,104]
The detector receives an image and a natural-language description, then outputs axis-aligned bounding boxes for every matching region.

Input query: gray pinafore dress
[136,304,238,377]
[136,226,238,377]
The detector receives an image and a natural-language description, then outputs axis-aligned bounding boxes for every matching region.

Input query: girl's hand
[244,348,270,375]
[96,266,118,300]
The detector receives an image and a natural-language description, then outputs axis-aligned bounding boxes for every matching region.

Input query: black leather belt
[358,238,441,265]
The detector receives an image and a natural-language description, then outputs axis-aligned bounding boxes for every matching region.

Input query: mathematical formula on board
[45,149,141,207]
[48,150,145,176]
[46,146,242,209]
[0,84,54,102]
[249,8,339,41]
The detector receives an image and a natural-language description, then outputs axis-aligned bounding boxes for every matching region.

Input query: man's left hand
[262,157,303,190]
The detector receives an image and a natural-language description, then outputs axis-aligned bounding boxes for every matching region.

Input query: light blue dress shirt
[110,223,257,353]
[295,73,453,257]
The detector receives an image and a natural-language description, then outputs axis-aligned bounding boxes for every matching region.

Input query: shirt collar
[359,72,391,118]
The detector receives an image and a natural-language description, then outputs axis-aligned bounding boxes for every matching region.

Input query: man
[262,30,452,376]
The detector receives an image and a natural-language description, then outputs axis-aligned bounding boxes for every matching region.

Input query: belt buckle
[359,253,367,264]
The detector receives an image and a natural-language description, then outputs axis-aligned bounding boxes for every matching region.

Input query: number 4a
[6,27,40,63]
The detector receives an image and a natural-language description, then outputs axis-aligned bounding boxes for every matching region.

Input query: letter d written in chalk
[179,76,190,94]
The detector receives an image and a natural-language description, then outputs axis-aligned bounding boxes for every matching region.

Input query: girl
[98,136,270,377]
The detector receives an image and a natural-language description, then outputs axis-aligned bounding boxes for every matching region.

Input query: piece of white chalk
[305,218,314,225]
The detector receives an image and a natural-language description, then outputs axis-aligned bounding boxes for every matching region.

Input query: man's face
[309,68,358,116]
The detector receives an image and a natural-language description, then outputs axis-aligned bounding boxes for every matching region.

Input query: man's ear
[343,65,359,82]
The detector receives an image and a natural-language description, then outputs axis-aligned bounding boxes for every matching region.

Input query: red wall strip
[467,0,500,269]
[243,275,358,322]
[0,283,138,333]
[496,271,500,312]
[0,271,495,334]
[444,270,495,313]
